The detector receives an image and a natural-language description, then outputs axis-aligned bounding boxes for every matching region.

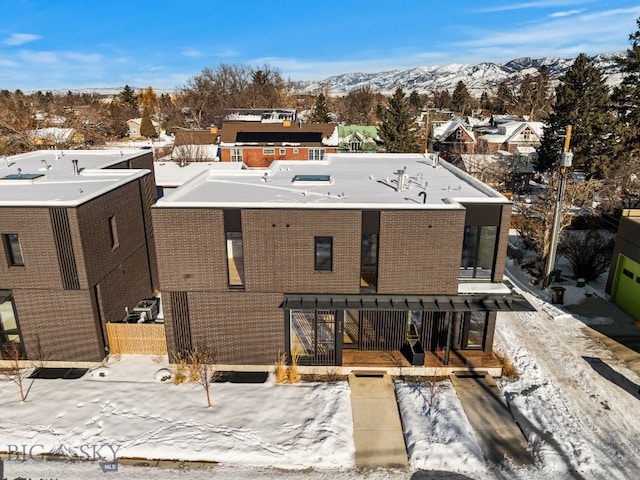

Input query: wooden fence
[106,323,168,355]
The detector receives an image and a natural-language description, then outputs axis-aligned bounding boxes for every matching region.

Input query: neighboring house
[606,209,640,320]
[224,108,297,123]
[431,121,476,157]
[0,150,158,362]
[337,125,381,153]
[477,121,544,153]
[451,152,511,191]
[172,128,220,164]
[27,128,83,149]
[127,118,160,139]
[152,153,532,369]
[218,121,338,167]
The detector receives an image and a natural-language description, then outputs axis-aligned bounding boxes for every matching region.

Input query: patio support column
[283,308,291,363]
[483,311,496,352]
[444,313,453,365]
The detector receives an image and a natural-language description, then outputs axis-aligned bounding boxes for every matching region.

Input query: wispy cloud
[182,49,205,58]
[19,50,58,63]
[65,52,103,63]
[4,33,41,46]
[549,9,583,17]
[478,0,593,13]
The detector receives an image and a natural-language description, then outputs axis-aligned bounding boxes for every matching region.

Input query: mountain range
[302,53,624,96]
[55,53,625,98]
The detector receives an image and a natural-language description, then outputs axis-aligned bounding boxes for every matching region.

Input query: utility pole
[542,125,573,289]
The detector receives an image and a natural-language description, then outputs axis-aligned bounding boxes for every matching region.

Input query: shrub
[559,229,614,282]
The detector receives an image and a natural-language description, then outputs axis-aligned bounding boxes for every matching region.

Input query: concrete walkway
[449,373,533,466]
[348,371,408,469]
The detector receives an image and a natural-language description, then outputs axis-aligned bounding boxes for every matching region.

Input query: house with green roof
[337,125,382,153]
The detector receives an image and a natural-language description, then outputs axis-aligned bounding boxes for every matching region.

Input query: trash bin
[550,286,566,304]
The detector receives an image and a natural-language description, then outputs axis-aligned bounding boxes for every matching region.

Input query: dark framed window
[0,290,23,360]
[315,236,333,271]
[109,216,119,251]
[3,234,24,267]
[460,226,497,279]
[224,210,244,288]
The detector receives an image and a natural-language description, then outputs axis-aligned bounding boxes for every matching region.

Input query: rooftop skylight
[292,174,332,184]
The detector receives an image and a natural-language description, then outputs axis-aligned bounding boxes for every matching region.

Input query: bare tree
[184,346,220,408]
[511,176,601,282]
[30,333,54,369]
[2,343,29,402]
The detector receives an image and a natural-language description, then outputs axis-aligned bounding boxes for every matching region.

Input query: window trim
[279,148,286,155]
[314,236,333,271]
[3,233,24,267]
[230,148,244,162]
[263,147,275,155]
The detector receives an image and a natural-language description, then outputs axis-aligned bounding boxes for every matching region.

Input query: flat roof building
[0,150,158,362]
[153,153,531,369]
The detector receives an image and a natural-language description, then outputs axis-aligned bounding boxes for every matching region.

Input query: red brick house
[432,121,476,157]
[218,121,338,167]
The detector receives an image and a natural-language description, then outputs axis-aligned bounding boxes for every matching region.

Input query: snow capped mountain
[303,53,624,96]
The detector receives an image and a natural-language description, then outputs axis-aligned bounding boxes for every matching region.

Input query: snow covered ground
[2,252,640,479]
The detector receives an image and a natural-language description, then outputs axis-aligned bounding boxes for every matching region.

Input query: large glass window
[315,236,332,271]
[0,290,23,359]
[360,233,378,289]
[3,234,24,267]
[461,311,488,349]
[226,232,245,287]
[224,210,244,288]
[460,226,497,279]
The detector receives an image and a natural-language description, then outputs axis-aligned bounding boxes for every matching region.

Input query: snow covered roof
[0,150,151,207]
[479,121,544,144]
[154,153,508,209]
[27,128,76,142]
[433,121,475,142]
[154,160,244,187]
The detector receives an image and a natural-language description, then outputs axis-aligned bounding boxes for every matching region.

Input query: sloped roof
[433,121,476,142]
[174,129,219,146]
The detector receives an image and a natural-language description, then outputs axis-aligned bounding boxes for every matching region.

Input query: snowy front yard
[3,272,640,479]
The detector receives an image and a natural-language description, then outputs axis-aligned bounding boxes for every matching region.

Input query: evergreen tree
[613,16,640,156]
[408,90,422,111]
[119,85,137,108]
[311,93,332,123]
[378,87,422,153]
[537,53,616,177]
[140,106,157,138]
[451,81,474,115]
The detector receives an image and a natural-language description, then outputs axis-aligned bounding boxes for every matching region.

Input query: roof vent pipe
[72,159,79,176]
[433,153,440,168]
[394,167,407,192]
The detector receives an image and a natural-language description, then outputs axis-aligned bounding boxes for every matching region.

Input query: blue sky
[1,0,640,91]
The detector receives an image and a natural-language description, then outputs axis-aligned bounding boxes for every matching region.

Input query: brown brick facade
[0,174,156,362]
[242,209,361,293]
[378,209,465,294]
[14,288,104,362]
[173,292,284,364]
[152,208,228,292]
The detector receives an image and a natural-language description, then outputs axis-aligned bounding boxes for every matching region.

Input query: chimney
[72,159,79,176]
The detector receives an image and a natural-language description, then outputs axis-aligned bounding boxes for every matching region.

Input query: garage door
[612,254,640,320]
